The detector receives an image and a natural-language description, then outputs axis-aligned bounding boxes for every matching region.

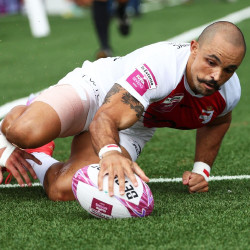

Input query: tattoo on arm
[103,83,144,119]
[121,92,144,118]
[103,84,123,104]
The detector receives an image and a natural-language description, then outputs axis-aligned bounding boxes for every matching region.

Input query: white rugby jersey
[82,42,241,130]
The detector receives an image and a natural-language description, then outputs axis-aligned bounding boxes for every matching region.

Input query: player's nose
[210,68,222,81]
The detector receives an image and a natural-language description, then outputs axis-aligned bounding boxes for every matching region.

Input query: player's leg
[43,131,135,201]
[43,131,98,201]
[42,126,152,201]
[92,0,112,59]
[2,101,61,149]
[2,81,89,149]
[117,0,130,36]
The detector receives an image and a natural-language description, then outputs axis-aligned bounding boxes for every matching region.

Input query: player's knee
[46,182,73,202]
[44,173,74,202]
[5,119,38,148]
[1,105,26,135]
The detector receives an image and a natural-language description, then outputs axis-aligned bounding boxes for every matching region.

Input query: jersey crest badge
[199,109,214,124]
[161,94,184,112]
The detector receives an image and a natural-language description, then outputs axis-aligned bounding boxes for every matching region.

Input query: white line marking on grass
[1,7,250,119]
[150,175,250,183]
[167,6,250,42]
[0,175,249,188]
[0,182,42,188]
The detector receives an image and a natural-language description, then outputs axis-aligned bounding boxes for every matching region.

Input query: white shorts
[34,68,155,161]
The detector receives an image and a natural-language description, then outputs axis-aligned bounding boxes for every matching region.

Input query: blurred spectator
[0,0,21,15]
[92,0,132,59]
[127,0,140,17]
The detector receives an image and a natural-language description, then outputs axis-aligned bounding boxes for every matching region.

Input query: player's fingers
[9,166,25,187]
[133,162,149,183]
[98,163,106,191]
[189,181,208,193]
[125,164,138,188]
[108,166,115,197]
[117,169,125,196]
[23,152,42,165]
[20,158,37,180]
[182,171,192,185]
[195,186,209,193]
[15,163,32,186]
[188,173,205,186]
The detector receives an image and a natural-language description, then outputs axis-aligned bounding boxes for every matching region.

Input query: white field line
[167,6,250,42]
[150,175,250,183]
[0,175,249,188]
[1,6,250,119]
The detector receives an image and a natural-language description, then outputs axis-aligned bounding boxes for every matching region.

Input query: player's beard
[195,76,221,96]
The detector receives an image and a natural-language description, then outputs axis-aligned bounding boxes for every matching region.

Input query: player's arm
[89,83,149,196]
[182,111,232,193]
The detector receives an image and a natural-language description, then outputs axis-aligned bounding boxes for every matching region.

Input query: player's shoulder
[218,73,241,115]
[220,73,241,102]
[126,41,189,57]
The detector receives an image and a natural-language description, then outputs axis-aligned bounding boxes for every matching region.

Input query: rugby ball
[72,164,154,219]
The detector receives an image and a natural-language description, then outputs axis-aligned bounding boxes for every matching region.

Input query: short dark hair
[198,21,246,57]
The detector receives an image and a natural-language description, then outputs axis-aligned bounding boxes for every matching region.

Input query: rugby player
[0,21,246,200]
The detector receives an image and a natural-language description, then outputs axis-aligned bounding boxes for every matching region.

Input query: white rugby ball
[72,164,154,219]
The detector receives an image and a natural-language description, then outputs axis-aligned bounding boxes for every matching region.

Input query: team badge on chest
[199,107,215,124]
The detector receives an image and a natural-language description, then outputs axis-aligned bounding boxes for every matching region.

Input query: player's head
[187,21,246,96]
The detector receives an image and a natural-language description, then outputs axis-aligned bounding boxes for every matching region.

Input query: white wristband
[192,161,211,182]
[98,144,122,159]
[0,134,16,166]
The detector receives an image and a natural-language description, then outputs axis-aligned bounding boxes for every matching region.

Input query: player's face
[187,36,244,96]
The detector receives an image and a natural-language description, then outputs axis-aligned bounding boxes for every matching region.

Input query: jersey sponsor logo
[139,64,157,90]
[169,42,190,49]
[126,64,157,96]
[199,109,214,124]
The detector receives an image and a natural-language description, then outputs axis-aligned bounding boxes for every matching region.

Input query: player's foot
[25,141,55,157]
[96,48,113,59]
[118,15,131,36]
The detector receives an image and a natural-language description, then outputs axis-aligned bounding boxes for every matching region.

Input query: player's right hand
[0,147,41,187]
[98,151,149,197]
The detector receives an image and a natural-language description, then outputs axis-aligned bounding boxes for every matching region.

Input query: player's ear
[190,40,199,56]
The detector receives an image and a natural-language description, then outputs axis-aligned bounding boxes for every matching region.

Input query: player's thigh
[34,83,90,138]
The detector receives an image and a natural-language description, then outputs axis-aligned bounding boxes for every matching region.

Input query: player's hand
[182,171,209,193]
[0,147,41,187]
[98,151,149,197]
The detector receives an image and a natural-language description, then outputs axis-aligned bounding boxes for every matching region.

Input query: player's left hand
[182,171,209,193]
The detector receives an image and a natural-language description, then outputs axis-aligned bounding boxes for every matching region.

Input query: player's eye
[224,68,235,74]
[207,59,215,66]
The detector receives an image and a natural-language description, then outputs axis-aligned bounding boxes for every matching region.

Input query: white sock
[27,152,59,186]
